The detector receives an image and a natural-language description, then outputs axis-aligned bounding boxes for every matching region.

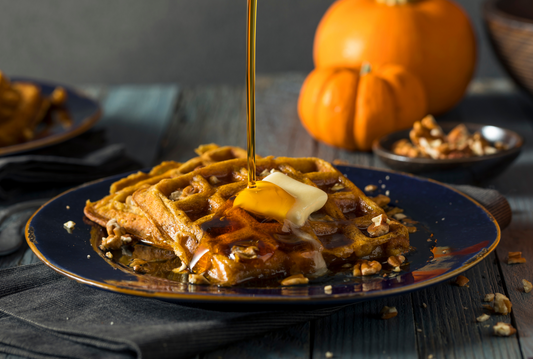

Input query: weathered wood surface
[2,75,533,359]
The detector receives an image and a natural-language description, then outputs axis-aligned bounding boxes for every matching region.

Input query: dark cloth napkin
[0,185,512,359]
[0,130,141,199]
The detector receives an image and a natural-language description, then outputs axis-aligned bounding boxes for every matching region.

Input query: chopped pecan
[364,184,378,192]
[387,255,406,268]
[367,214,390,237]
[493,293,512,315]
[477,314,490,322]
[380,306,398,319]
[361,260,382,276]
[281,274,309,286]
[455,275,469,287]
[507,251,526,264]
[493,322,516,337]
[231,245,258,262]
[370,194,390,208]
[523,279,532,293]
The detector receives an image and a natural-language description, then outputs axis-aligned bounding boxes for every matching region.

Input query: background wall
[0,0,503,85]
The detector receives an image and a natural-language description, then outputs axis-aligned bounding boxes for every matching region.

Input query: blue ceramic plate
[0,78,101,157]
[26,165,500,305]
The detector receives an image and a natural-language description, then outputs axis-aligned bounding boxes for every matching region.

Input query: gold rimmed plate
[0,78,101,157]
[25,165,500,305]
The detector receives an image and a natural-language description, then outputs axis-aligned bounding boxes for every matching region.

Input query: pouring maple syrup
[236,0,328,225]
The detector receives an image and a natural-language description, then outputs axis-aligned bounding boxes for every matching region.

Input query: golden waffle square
[84,145,250,250]
[130,156,410,286]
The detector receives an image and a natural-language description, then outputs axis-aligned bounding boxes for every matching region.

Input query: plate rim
[25,164,501,304]
[0,78,101,157]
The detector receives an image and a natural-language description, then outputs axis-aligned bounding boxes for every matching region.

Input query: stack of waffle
[84,145,410,286]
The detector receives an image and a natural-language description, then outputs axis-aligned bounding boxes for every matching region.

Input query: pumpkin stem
[360,62,372,75]
[376,0,415,5]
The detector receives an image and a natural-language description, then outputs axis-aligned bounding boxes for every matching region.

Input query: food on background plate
[298,63,427,152]
[0,71,70,148]
[84,145,410,286]
[392,115,507,160]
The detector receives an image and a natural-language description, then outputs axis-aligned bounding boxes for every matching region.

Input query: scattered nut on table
[493,293,512,315]
[455,275,469,287]
[507,251,526,264]
[380,306,398,320]
[476,314,490,323]
[493,322,516,337]
[364,184,377,192]
[523,279,532,293]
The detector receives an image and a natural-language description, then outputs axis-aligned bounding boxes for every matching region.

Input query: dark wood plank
[412,252,521,359]
[313,293,416,359]
[202,322,310,359]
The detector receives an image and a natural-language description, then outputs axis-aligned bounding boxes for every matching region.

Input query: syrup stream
[246,0,257,188]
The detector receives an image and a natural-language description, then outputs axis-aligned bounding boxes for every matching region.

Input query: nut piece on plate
[367,214,390,237]
[455,275,469,287]
[507,251,526,264]
[493,322,517,337]
[361,260,382,276]
[364,184,378,192]
[484,293,495,302]
[281,274,309,286]
[493,293,512,315]
[477,313,490,322]
[380,306,398,319]
[523,279,532,293]
[353,260,382,276]
[388,255,406,269]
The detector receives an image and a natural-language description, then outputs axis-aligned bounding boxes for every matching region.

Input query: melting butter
[264,172,327,226]
[234,172,327,227]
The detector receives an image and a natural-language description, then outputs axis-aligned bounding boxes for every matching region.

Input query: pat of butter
[263,172,328,227]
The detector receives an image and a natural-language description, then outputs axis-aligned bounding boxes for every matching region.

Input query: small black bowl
[372,123,523,184]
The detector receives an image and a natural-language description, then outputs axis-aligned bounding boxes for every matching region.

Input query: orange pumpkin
[298,64,427,151]
[313,0,476,115]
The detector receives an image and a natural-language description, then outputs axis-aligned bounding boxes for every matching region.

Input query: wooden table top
[1,74,532,359]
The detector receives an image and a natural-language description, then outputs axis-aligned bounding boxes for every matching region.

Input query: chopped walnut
[281,274,309,286]
[455,275,469,287]
[330,183,345,192]
[507,251,526,264]
[231,245,258,262]
[324,285,333,295]
[484,293,495,302]
[393,213,407,220]
[477,313,490,322]
[493,293,512,315]
[493,322,516,337]
[189,274,210,285]
[523,279,532,293]
[361,260,382,276]
[364,184,378,192]
[380,306,398,319]
[387,255,406,268]
[367,214,390,237]
[105,251,113,259]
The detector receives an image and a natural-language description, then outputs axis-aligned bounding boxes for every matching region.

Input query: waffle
[130,156,410,286]
[84,144,250,250]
